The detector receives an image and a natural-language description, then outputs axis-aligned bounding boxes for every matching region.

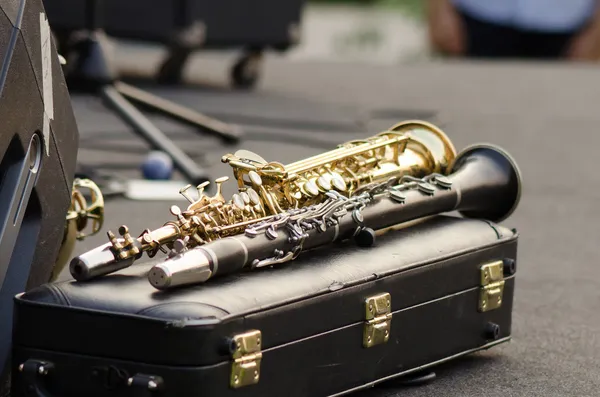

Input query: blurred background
[284,0,426,63]
[46,0,600,196]
[109,0,600,77]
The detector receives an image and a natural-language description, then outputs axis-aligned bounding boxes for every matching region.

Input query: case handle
[127,373,165,397]
[18,359,54,397]
[18,360,164,396]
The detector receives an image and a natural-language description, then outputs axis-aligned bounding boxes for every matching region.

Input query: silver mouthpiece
[148,249,213,290]
[70,243,134,281]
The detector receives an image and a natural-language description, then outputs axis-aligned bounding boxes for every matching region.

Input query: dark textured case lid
[13,215,518,366]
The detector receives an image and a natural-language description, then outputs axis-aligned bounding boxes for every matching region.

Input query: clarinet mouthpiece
[148,249,213,290]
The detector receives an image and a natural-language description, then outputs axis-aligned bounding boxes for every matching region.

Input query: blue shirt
[451,0,598,32]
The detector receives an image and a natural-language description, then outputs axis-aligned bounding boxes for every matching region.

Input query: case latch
[230,330,262,389]
[363,292,392,348]
[479,260,505,312]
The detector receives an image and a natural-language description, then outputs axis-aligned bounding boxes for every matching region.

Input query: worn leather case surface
[10,215,518,397]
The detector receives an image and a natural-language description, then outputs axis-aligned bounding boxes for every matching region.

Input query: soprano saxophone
[70,120,457,281]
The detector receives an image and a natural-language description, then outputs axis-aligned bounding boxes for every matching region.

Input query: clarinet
[147,144,522,290]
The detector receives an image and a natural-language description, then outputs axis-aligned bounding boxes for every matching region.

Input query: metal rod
[100,85,210,186]
[85,0,103,31]
[115,82,242,144]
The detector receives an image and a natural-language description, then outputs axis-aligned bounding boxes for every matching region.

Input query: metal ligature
[51,178,104,281]
[70,120,457,281]
[148,143,522,289]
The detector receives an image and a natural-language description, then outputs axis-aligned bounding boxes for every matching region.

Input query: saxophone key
[330,173,347,192]
[240,191,251,205]
[170,205,192,231]
[232,194,245,210]
[246,188,261,206]
[195,181,210,198]
[302,179,319,197]
[248,171,263,186]
[179,184,195,203]
[316,175,332,192]
[212,176,229,203]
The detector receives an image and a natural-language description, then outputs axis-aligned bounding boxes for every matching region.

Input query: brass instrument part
[52,178,105,282]
[222,120,456,213]
[66,178,105,240]
[71,120,457,281]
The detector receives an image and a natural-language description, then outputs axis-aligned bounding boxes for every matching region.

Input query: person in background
[427,0,600,60]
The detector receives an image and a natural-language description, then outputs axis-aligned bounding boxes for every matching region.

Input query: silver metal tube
[148,249,212,289]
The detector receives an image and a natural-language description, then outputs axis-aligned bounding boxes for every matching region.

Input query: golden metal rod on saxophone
[69,120,457,282]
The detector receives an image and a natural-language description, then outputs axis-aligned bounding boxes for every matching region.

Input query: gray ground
[63,48,600,397]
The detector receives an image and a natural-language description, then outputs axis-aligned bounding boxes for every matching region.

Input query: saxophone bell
[51,178,105,282]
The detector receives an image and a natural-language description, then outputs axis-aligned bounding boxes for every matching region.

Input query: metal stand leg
[100,85,210,186]
[115,81,241,144]
[156,45,191,85]
[59,0,242,186]
[231,49,264,90]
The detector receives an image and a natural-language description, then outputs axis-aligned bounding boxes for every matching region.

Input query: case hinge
[363,292,392,348]
[230,330,262,389]
[479,261,505,312]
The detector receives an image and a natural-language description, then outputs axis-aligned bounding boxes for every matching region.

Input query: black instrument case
[10,215,518,397]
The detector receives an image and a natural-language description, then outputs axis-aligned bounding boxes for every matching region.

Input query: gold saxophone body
[70,120,457,281]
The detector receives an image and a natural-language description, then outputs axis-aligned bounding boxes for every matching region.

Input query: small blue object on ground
[141,151,174,180]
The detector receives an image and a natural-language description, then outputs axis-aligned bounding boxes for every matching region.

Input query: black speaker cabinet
[0,0,79,393]
[42,0,305,88]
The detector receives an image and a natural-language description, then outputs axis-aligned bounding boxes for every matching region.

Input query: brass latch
[478,261,505,312]
[363,293,392,348]
[230,330,262,389]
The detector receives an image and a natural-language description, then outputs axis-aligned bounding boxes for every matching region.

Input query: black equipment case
[43,0,304,51]
[42,0,305,87]
[10,215,518,397]
[0,0,79,392]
